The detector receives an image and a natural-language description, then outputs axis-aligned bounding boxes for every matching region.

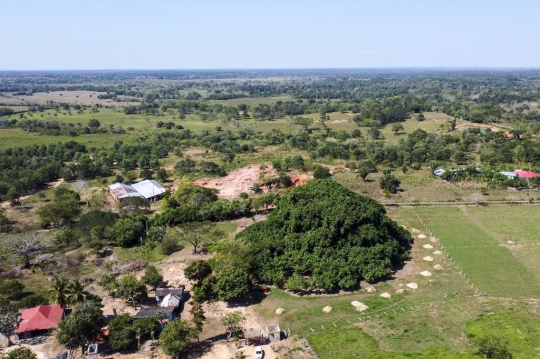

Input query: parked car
[255,346,263,359]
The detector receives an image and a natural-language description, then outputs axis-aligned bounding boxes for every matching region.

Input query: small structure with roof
[266,324,281,343]
[155,286,184,303]
[14,304,64,339]
[243,326,263,345]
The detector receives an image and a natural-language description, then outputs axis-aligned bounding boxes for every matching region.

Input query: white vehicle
[254,346,263,359]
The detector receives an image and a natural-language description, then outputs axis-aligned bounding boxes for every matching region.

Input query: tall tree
[3,231,47,268]
[67,279,91,305]
[185,260,212,286]
[49,277,69,308]
[142,265,163,291]
[177,221,216,254]
[189,302,206,342]
[56,300,106,355]
[158,320,197,358]
[116,275,147,308]
[108,314,136,351]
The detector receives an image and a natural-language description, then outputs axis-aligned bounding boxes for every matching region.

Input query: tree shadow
[182,333,230,358]
[225,290,266,308]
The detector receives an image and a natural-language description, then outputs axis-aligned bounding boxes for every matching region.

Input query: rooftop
[108,183,143,200]
[15,305,64,333]
[134,306,175,319]
[132,180,167,199]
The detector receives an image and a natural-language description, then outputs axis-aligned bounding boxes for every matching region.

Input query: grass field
[414,206,540,298]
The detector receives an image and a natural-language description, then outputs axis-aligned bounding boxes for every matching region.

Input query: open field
[10,90,140,105]
[414,206,540,298]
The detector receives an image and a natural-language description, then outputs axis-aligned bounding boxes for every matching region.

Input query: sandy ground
[194,165,264,199]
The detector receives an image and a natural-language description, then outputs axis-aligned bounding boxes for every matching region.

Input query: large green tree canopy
[237,180,412,291]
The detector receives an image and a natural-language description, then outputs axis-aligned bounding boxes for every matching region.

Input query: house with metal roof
[108,180,167,202]
[132,180,167,200]
[108,183,143,202]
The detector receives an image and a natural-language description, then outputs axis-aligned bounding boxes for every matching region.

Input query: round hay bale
[420,270,432,277]
[422,244,433,249]
[423,256,434,262]
[366,286,376,293]
[433,250,442,255]
[434,264,443,270]
[322,306,332,313]
[351,301,369,312]
[396,288,406,294]
[407,282,418,290]
[380,292,391,299]
[275,308,285,315]
[418,234,426,239]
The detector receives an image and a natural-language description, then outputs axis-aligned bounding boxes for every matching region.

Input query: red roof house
[514,170,539,179]
[14,305,64,335]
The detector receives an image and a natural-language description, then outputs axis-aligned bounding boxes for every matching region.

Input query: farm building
[132,180,167,201]
[14,304,64,339]
[108,183,143,202]
[109,180,166,202]
[514,170,539,179]
[160,293,181,308]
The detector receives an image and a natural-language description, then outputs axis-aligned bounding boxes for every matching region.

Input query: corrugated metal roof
[108,183,142,200]
[132,180,167,199]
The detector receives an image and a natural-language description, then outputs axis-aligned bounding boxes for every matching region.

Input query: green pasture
[414,206,540,298]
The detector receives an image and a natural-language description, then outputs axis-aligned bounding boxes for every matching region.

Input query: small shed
[155,286,184,303]
[266,324,281,343]
[242,326,263,345]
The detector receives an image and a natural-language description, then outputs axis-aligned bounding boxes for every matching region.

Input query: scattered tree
[1,348,37,359]
[142,265,163,290]
[219,311,245,341]
[185,260,213,286]
[177,221,217,254]
[158,320,197,358]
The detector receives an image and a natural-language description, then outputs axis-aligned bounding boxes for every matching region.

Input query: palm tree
[49,277,69,308]
[67,279,91,305]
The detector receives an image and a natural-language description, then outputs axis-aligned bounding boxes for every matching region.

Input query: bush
[17,294,49,309]
[161,236,180,255]
[0,279,24,300]
[313,166,331,179]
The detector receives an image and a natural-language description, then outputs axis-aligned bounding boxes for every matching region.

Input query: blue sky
[1,0,539,70]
